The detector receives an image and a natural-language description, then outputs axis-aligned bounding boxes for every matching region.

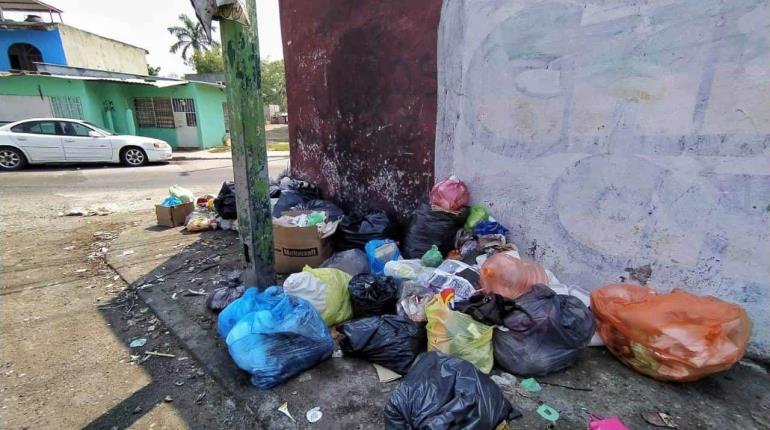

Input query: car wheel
[121,147,148,167]
[0,147,27,171]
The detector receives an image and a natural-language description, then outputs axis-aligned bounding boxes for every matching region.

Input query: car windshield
[83,122,114,136]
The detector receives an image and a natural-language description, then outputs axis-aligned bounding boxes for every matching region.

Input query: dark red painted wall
[279,0,441,223]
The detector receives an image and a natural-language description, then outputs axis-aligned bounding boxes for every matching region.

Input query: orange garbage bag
[479,253,548,300]
[591,284,752,382]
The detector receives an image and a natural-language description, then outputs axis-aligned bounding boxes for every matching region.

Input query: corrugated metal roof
[0,0,62,13]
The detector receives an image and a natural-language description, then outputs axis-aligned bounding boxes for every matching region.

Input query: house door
[172,98,199,148]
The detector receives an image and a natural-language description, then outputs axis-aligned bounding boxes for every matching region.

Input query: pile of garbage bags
[157,183,240,232]
[209,174,751,427]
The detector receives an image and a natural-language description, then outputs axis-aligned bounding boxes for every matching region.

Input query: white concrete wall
[58,24,148,75]
[436,0,770,359]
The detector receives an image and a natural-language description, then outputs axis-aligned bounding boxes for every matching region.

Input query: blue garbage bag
[473,220,509,236]
[160,196,183,207]
[217,287,285,338]
[365,239,401,275]
[224,291,334,389]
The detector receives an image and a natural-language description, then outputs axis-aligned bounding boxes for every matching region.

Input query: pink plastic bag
[588,414,629,430]
[430,176,470,212]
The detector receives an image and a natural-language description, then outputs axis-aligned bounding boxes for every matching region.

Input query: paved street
[0,157,287,429]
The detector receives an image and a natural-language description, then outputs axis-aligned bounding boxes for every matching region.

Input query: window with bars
[50,96,84,119]
[133,97,176,128]
[172,98,197,126]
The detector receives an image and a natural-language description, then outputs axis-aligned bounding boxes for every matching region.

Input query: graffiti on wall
[436,0,770,358]
[279,0,442,222]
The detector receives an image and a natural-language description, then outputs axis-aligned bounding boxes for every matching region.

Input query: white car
[0,118,173,170]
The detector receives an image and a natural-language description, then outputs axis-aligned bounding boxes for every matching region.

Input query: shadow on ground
[95,224,770,430]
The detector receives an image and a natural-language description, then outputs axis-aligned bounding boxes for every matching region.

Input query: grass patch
[267,141,290,152]
[208,146,231,153]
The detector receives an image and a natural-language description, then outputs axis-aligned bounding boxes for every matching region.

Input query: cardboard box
[273,211,333,273]
[155,202,194,228]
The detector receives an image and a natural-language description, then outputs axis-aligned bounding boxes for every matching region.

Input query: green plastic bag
[306,211,325,226]
[464,205,490,231]
[421,245,443,268]
[303,266,353,325]
[169,184,195,204]
[425,296,494,373]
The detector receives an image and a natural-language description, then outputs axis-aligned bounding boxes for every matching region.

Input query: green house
[0,70,229,149]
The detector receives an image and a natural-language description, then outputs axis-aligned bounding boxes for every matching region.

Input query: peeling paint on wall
[436,0,770,359]
[279,0,441,222]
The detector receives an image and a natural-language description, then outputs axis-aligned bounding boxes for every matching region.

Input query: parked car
[0,118,173,170]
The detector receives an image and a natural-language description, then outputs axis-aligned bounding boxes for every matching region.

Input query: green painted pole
[219,0,274,286]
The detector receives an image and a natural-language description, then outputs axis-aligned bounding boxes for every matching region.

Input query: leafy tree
[168,14,219,62]
[147,65,161,76]
[191,48,225,74]
[260,59,287,111]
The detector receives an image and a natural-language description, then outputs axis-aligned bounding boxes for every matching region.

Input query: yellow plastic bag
[303,266,353,326]
[425,295,494,373]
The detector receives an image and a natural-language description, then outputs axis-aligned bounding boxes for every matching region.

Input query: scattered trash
[420,245,443,268]
[419,259,480,303]
[306,407,323,423]
[278,402,296,422]
[520,377,541,392]
[339,315,426,374]
[186,289,207,296]
[364,239,401,275]
[490,372,517,393]
[642,411,678,428]
[479,253,548,300]
[396,281,435,323]
[144,351,175,358]
[429,175,470,212]
[175,381,185,386]
[319,249,369,276]
[283,267,352,326]
[129,337,147,348]
[588,413,631,430]
[132,406,142,414]
[206,272,245,311]
[121,250,135,256]
[195,392,207,404]
[222,287,334,389]
[185,207,218,232]
[347,274,399,317]
[591,284,751,381]
[331,349,343,358]
[425,296,494,373]
[385,352,521,428]
[373,363,402,383]
[163,395,173,403]
[536,404,559,423]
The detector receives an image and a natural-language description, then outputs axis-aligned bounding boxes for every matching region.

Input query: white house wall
[436,0,770,359]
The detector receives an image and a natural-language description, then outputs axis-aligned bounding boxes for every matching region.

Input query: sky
[5,0,284,77]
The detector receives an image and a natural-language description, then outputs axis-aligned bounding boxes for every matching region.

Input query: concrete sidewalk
[105,218,770,430]
[172,149,290,161]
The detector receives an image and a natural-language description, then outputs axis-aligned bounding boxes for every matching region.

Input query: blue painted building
[0,1,148,74]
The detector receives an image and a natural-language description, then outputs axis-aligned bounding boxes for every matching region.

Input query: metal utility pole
[202,0,274,286]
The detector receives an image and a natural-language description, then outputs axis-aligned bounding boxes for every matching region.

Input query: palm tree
[167,14,219,62]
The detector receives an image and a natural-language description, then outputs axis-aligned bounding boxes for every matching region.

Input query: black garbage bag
[385,351,521,429]
[454,293,519,326]
[493,284,596,376]
[334,210,396,251]
[402,203,468,259]
[320,249,369,276]
[292,199,345,221]
[339,315,426,374]
[206,271,244,311]
[271,177,320,217]
[213,181,237,220]
[347,273,398,317]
